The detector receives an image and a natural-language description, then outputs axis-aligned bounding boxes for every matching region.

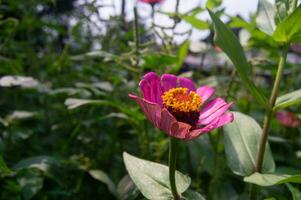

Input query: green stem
[251,45,289,199]
[169,137,180,200]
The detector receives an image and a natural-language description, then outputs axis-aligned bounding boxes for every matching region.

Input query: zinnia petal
[178,77,196,91]
[129,94,161,128]
[196,86,215,102]
[139,72,163,105]
[198,98,227,122]
[161,74,177,92]
[198,101,233,125]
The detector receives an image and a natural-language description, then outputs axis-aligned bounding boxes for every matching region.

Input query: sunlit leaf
[64,98,110,110]
[206,0,222,9]
[117,175,138,200]
[123,152,191,199]
[223,112,275,176]
[181,15,209,30]
[244,172,301,186]
[273,5,301,43]
[256,0,276,35]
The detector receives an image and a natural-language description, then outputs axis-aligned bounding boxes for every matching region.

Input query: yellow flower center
[162,87,202,113]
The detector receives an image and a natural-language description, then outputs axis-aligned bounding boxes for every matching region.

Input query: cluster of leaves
[0,0,301,199]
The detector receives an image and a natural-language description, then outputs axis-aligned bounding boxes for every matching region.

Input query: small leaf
[256,0,276,35]
[174,41,190,73]
[223,112,275,176]
[64,98,109,110]
[123,152,191,199]
[0,155,11,173]
[14,156,58,172]
[206,0,222,9]
[117,175,138,200]
[208,9,268,107]
[89,169,117,197]
[274,89,301,111]
[0,75,38,88]
[17,170,43,200]
[286,183,301,200]
[181,15,209,30]
[273,5,301,43]
[244,172,301,186]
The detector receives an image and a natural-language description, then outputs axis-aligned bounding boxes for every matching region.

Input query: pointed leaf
[89,170,117,197]
[274,89,301,111]
[273,5,301,43]
[208,10,268,107]
[182,190,206,200]
[123,152,191,199]
[256,0,276,35]
[223,112,275,176]
[287,183,301,200]
[244,172,301,186]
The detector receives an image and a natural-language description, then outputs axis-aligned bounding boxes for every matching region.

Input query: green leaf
[180,15,209,30]
[273,5,301,43]
[17,170,43,200]
[174,41,190,73]
[89,170,117,197]
[274,89,301,111]
[208,9,268,107]
[64,98,110,110]
[244,172,301,186]
[182,190,206,200]
[223,112,275,176]
[123,152,191,199]
[206,0,222,9]
[14,156,58,172]
[256,0,276,35]
[287,183,301,200]
[0,155,11,173]
[117,175,138,200]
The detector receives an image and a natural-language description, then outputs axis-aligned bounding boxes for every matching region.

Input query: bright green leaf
[273,5,301,43]
[174,41,190,73]
[0,155,11,173]
[274,89,301,111]
[181,15,209,30]
[206,0,222,9]
[208,10,268,107]
[123,152,191,199]
[223,112,275,176]
[244,172,301,186]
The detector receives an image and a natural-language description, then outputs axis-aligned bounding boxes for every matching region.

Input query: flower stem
[250,44,289,199]
[169,137,180,200]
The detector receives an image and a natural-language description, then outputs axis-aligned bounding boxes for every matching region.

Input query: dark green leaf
[208,9,268,107]
[182,190,206,200]
[223,112,275,176]
[287,183,301,200]
[123,152,191,199]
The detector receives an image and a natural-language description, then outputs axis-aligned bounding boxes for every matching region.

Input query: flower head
[138,0,164,5]
[129,72,234,140]
[276,111,301,128]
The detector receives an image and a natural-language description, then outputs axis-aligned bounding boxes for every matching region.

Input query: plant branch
[169,137,180,200]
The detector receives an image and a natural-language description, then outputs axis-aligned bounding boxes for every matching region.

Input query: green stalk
[250,45,289,199]
[169,137,180,200]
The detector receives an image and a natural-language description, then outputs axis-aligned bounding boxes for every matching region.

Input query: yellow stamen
[162,87,202,112]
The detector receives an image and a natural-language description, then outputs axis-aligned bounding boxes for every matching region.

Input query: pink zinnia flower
[138,0,164,5]
[276,111,301,128]
[129,72,234,140]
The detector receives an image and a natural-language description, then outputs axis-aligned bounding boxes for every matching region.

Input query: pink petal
[196,86,215,102]
[186,112,234,140]
[161,74,177,92]
[178,77,196,91]
[198,98,227,121]
[129,94,161,128]
[160,108,177,134]
[170,121,192,139]
[139,72,163,105]
[198,102,233,125]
